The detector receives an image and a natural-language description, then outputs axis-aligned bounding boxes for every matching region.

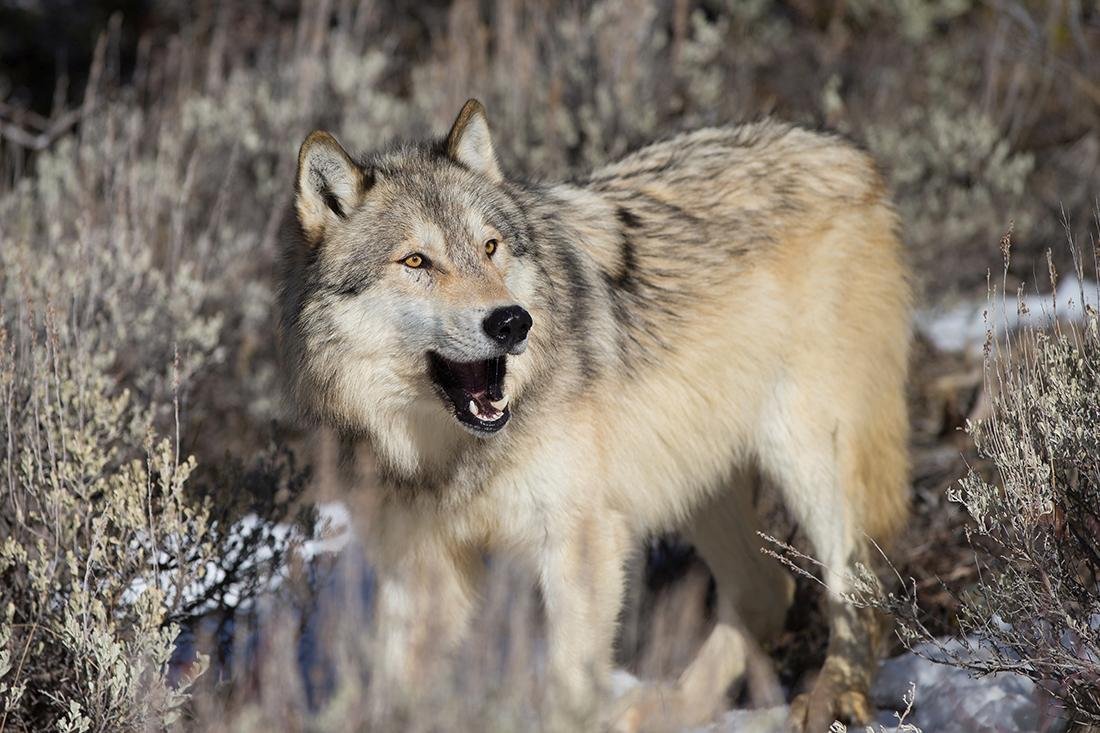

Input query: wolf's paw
[788,665,873,732]
[609,683,716,733]
[609,685,672,733]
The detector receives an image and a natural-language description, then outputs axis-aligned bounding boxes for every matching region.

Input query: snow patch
[916,276,1099,354]
[125,501,354,613]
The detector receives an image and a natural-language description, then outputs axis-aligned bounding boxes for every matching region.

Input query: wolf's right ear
[295,131,368,247]
[445,99,503,182]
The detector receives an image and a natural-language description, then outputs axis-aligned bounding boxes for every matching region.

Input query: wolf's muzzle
[483,305,532,352]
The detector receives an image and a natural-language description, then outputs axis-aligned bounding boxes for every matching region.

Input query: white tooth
[490,394,510,410]
[469,400,480,417]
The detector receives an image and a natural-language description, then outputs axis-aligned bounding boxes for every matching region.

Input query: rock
[613,637,1068,732]
[872,639,1065,733]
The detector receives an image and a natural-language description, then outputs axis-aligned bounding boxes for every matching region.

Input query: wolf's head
[281,100,539,445]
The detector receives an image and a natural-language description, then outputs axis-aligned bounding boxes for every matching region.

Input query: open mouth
[427,352,510,433]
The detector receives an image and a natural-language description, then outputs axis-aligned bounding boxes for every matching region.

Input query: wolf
[279,99,911,731]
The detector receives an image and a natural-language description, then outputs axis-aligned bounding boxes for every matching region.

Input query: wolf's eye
[402,253,427,269]
[485,239,498,257]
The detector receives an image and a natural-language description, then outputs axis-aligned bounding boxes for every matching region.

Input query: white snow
[916,276,1099,355]
[124,501,354,613]
[301,500,354,558]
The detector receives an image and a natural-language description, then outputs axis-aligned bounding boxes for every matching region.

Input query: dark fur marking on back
[614,235,638,292]
[554,242,600,384]
[616,206,643,229]
[601,207,641,294]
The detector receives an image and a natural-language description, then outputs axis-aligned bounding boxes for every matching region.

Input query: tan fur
[281,103,912,731]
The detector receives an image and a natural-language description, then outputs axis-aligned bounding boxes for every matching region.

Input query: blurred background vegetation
[0,0,1098,730]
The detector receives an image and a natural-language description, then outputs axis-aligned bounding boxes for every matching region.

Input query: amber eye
[402,253,426,269]
[485,238,499,257]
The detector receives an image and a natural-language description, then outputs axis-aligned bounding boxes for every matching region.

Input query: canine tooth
[489,395,510,411]
[469,400,480,417]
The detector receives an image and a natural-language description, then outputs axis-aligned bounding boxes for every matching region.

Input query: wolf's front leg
[539,510,630,731]
[368,526,484,715]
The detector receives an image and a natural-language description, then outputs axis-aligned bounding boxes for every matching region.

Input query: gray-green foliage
[845,0,974,42]
[949,308,1100,724]
[0,321,211,731]
[867,41,1035,235]
[0,306,307,733]
[866,260,1100,726]
[0,20,316,731]
[865,79,1036,285]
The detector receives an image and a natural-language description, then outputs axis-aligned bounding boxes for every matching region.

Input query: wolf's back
[540,119,911,543]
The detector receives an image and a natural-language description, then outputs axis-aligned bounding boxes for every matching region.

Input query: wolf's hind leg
[793,534,879,728]
[759,415,883,732]
[786,541,882,732]
[612,466,792,732]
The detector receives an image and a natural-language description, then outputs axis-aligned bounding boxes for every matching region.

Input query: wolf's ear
[295,131,367,247]
[445,99,503,182]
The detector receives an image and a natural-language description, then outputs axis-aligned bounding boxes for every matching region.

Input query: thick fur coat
[279,100,911,732]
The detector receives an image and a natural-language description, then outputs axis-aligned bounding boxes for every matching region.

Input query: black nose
[483,305,532,349]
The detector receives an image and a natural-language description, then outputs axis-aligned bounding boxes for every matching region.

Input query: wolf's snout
[483,305,532,351]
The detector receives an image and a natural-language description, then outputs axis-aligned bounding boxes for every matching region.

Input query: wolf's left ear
[295,131,368,247]
[445,99,503,183]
